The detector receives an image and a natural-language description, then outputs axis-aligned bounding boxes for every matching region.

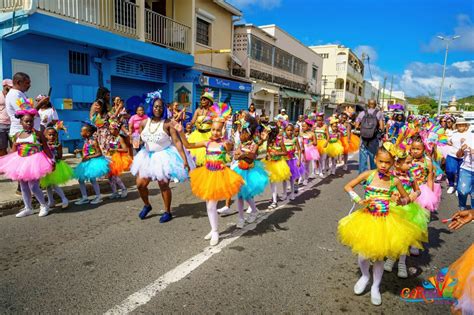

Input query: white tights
[46,185,67,205]
[358,255,384,295]
[20,180,46,209]
[237,198,257,220]
[329,157,337,172]
[206,200,219,233]
[109,176,126,193]
[270,183,278,203]
[282,180,295,197]
[319,154,327,173]
[79,179,101,198]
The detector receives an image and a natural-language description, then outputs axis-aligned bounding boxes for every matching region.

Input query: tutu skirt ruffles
[287,158,305,180]
[338,207,424,261]
[232,160,269,200]
[131,146,190,182]
[190,167,243,201]
[40,160,74,188]
[109,152,133,176]
[263,159,291,183]
[417,183,441,212]
[317,140,327,155]
[447,244,474,315]
[0,151,53,181]
[325,141,344,158]
[187,130,211,166]
[341,134,360,154]
[304,145,320,161]
[391,202,430,246]
[74,156,110,181]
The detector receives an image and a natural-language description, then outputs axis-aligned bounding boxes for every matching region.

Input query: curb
[0,172,137,217]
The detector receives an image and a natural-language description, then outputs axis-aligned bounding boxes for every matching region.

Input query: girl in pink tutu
[282,123,304,200]
[409,135,441,212]
[0,98,54,218]
[300,119,319,185]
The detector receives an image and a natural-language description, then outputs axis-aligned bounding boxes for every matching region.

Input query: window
[293,57,307,77]
[319,53,329,59]
[196,18,210,46]
[312,66,318,80]
[69,51,89,75]
[274,47,293,72]
[250,35,272,65]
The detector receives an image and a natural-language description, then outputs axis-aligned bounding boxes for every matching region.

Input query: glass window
[250,35,272,65]
[196,18,210,46]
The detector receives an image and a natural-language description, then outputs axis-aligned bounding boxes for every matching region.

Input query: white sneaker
[60,200,69,209]
[247,212,258,223]
[397,263,408,278]
[410,247,420,256]
[217,206,235,216]
[319,172,326,178]
[120,189,128,199]
[75,197,90,205]
[370,288,382,306]
[236,218,245,229]
[16,208,33,218]
[309,173,316,179]
[109,193,120,200]
[354,276,370,295]
[279,194,288,202]
[90,197,103,205]
[210,232,219,246]
[38,205,49,217]
[289,194,295,201]
[384,259,395,272]
[447,186,455,194]
[303,179,308,186]
[204,231,212,240]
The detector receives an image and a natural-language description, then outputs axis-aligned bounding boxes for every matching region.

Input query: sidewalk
[0,155,137,217]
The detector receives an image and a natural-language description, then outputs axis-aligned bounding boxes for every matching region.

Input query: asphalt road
[1,160,471,314]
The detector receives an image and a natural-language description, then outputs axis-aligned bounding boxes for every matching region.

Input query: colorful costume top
[267,138,285,161]
[314,125,327,140]
[388,121,406,142]
[82,139,96,157]
[195,115,212,132]
[328,129,340,143]
[205,141,227,171]
[393,170,414,193]
[283,137,298,159]
[108,136,121,154]
[141,119,171,152]
[338,123,348,137]
[410,158,429,185]
[363,172,395,217]
[236,140,258,170]
[301,132,314,146]
[16,132,42,157]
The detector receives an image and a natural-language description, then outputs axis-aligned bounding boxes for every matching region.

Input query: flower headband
[145,90,162,105]
[304,119,314,126]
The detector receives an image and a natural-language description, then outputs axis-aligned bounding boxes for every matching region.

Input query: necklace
[148,119,162,134]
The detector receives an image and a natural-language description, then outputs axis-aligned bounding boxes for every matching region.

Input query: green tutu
[391,202,430,246]
[40,160,74,188]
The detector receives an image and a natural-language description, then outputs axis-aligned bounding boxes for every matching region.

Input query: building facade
[232,24,323,121]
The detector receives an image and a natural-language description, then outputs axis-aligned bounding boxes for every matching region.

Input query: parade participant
[36,94,59,133]
[248,103,259,119]
[40,122,72,209]
[300,119,319,185]
[455,128,473,211]
[282,123,304,200]
[171,101,187,123]
[0,98,54,217]
[231,116,268,228]
[385,112,405,143]
[339,112,359,171]
[74,124,110,205]
[263,122,291,210]
[445,118,470,194]
[445,116,456,137]
[184,122,193,139]
[90,87,113,153]
[314,113,329,177]
[107,120,132,199]
[384,147,429,277]
[187,89,214,166]
[178,102,244,246]
[409,135,442,212]
[131,91,192,223]
[326,117,344,175]
[128,105,148,153]
[338,144,423,306]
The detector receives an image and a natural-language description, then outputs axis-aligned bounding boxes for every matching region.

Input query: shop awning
[254,87,279,94]
[281,89,312,100]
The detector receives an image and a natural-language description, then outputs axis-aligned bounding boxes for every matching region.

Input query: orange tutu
[317,140,328,155]
[446,244,474,313]
[109,152,133,176]
[190,166,244,201]
[341,134,360,154]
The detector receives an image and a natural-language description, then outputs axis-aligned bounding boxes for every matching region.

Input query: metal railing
[145,8,190,53]
[0,0,23,11]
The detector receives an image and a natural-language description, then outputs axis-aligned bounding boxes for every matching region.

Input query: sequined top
[82,138,96,157]
[363,171,395,217]
[410,158,429,185]
[283,137,298,159]
[268,137,285,161]
[314,125,327,140]
[196,115,212,132]
[16,131,42,157]
[392,170,414,193]
[205,141,227,171]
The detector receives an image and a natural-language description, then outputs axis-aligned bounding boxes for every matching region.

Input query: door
[12,59,50,99]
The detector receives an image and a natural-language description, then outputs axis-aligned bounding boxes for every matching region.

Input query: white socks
[206,200,219,233]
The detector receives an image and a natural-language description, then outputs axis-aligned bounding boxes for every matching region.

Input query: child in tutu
[231,116,269,228]
[263,122,291,210]
[282,123,304,200]
[0,102,54,218]
[409,136,441,212]
[300,119,319,185]
[339,112,359,171]
[74,124,110,205]
[178,102,243,246]
[338,144,423,306]
[314,113,329,177]
[326,118,344,176]
[107,120,132,199]
[40,122,73,209]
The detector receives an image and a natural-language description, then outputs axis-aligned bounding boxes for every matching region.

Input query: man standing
[0,79,13,156]
[355,99,384,173]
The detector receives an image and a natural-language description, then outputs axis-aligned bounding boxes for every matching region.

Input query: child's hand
[390,192,400,203]
[409,192,418,203]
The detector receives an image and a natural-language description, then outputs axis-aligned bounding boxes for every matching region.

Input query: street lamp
[437,35,461,115]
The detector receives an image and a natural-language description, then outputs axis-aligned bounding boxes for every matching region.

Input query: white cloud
[354,45,378,63]
[227,0,282,10]
[423,14,474,52]
[452,61,472,72]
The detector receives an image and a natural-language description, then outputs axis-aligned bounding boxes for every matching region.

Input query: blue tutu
[232,160,269,200]
[74,156,110,181]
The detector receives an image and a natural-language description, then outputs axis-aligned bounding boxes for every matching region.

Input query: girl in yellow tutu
[177,102,244,246]
[339,112,360,170]
[187,89,214,166]
[337,144,424,306]
[314,113,329,177]
[263,122,291,210]
[326,117,344,176]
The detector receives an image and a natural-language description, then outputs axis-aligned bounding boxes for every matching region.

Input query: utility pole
[380,76,387,109]
[389,75,393,105]
[437,35,461,115]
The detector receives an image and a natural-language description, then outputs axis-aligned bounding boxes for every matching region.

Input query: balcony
[1,0,191,54]
[346,64,363,82]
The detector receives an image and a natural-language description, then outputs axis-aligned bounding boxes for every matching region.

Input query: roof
[213,0,242,16]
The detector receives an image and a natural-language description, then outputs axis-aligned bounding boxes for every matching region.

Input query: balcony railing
[1,0,191,54]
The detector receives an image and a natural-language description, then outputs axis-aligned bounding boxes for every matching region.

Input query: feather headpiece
[208,102,232,123]
[15,97,38,116]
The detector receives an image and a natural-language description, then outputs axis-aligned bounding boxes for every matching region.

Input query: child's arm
[394,178,410,204]
[57,144,63,160]
[312,133,317,146]
[295,138,302,165]
[410,179,421,202]
[324,126,329,148]
[344,171,371,204]
[10,133,18,153]
[426,158,434,190]
[168,124,190,171]
[117,136,130,153]
[346,123,352,142]
[279,139,288,156]
[173,123,206,149]
[38,130,54,160]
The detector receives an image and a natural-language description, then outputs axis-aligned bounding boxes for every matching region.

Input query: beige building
[309,44,365,113]
[233,24,323,121]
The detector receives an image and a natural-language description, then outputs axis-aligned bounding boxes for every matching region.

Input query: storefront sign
[201,75,251,93]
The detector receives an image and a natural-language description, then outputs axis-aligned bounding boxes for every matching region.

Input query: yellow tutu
[316,140,327,155]
[190,166,243,201]
[325,141,344,158]
[263,159,291,183]
[341,134,360,154]
[187,130,211,166]
[338,207,424,261]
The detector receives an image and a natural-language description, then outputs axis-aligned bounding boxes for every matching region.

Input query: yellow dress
[314,125,328,155]
[325,131,344,158]
[188,115,212,166]
[263,141,291,183]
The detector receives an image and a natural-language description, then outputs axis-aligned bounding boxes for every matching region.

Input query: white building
[364,80,379,103]
[379,88,406,110]
[232,24,323,121]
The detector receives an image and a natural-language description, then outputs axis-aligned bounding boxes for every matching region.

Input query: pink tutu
[417,183,441,212]
[0,151,53,181]
[304,145,320,161]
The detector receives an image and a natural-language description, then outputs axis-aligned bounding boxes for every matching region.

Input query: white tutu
[131,146,191,182]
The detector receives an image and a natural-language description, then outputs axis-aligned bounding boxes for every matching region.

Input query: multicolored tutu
[338,205,424,261]
[74,156,110,181]
[304,145,320,161]
[447,244,474,314]
[263,159,291,183]
[391,202,430,246]
[40,160,74,188]
[287,158,305,180]
[232,160,269,200]
[109,152,133,176]
[316,140,327,155]
[131,146,190,182]
[325,141,344,158]
[341,134,360,154]
[0,151,53,181]
[190,166,243,201]
[417,183,441,212]
[187,130,211,166]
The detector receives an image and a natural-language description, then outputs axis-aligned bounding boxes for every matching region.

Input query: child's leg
[29,180,47,206]
[356,255,371,290]
[343,154,348,169]
[79,180,88,198]
[282,181,288,199]
[371,261,384,304]
[90,179,101,198]
[109,176,117,194]
[270,183,278,203]
[206,200,219,245]
[47,186,55,206]
[53,185,68,203]
[237,198,245,221]
[289,179,295,199]
[20,180,33,209]
[115,176,126,190]
[247,198,257,213]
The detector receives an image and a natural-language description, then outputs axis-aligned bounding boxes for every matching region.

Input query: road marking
[105,158,353,314]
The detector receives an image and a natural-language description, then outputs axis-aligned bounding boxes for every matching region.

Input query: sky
[227,0,474,100]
